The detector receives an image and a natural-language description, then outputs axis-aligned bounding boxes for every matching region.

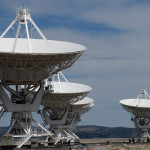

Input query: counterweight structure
[0,7,93,148]
[120,89,150,139]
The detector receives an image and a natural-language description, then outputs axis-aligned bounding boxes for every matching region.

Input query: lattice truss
[0,52,83,84]
[122,105,150,118]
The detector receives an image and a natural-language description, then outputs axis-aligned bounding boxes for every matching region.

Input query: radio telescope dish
[41,72,92,108]
[0,8,85,85]
[79,102,94,114]
[72,97,93,106]
[40,72,93,146]
[0,38,85,85]
[41,81,92,108]
[120,89,150,118]
[120,89,150,138]
[71,97,94,112]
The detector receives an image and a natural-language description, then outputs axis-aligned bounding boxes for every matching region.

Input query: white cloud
[83,1,150,33]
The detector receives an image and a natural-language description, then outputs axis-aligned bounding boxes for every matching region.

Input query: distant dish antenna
[120,89,150,139]
[40,72,93,145]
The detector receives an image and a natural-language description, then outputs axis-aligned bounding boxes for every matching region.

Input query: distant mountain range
[0,125,140,139]
[74,125,140,139]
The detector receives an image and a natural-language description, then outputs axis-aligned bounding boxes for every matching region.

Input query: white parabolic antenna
[0,39,85,84]
[40,75,93,145]
[41,81,92,108]
[0,8,86,84]
[71,97,94,114]
[120,89,150,118]
[80,102,94,114]
[120,89,150,138]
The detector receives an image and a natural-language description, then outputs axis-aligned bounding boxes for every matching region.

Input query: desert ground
[76,138,150,150]
[77,144,150,150]
[7,138,150,149]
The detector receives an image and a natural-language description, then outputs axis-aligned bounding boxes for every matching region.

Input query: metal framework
[132,117,150,138]
[62,101,94,142]
[40,73,93,145]
[0,82,54,148]
[41,99,94,145]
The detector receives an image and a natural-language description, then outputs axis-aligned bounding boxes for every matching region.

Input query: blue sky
[1,0,150,128]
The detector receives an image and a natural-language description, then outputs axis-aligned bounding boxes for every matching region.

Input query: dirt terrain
[77,144,150,150]
[77,138,150,150]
